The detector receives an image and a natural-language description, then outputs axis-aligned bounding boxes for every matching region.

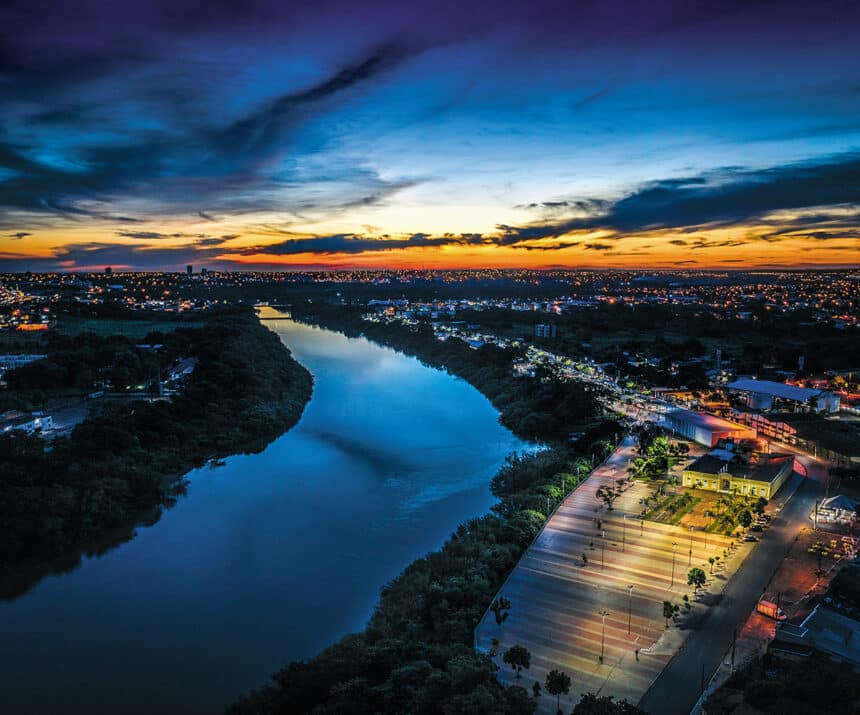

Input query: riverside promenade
[476,437,734,714]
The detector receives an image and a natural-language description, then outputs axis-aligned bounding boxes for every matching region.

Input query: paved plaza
[476,438,734,713]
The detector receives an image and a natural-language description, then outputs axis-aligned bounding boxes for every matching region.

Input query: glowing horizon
[1,1,859,271]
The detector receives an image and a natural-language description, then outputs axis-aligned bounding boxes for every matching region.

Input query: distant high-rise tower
[187,264,193,276]
[798,355,805,373]
[105,266,112,276]
[716,348,722,371]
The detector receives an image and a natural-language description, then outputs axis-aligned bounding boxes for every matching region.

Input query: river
[0,312,529,714]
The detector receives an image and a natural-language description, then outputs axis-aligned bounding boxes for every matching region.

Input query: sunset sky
[1,0,859,271]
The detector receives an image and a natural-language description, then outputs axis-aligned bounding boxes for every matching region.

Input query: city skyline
[1,0,859,271]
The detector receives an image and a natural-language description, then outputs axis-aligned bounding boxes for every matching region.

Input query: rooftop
[775,606,860,668]
[665,408,751,433]
[727,378,825,402]
[685,451,793,484]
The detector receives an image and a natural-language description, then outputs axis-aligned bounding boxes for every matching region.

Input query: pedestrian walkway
[476,438,734,713]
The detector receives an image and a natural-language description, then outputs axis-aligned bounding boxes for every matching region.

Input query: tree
[506,684,538,715]
[503,644,531,679]
[662,601,679,628]
[739,510,753,528]
[545,669,572,715]
[753,497,768,515]
[596,484,622,511]
[491,596,512,626]
[573,692,649,714]
[582,552,588,566]
[532,681,542,699]
[687,567,706,593]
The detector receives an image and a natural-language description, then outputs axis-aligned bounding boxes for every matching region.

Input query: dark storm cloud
[8,232,31,240]
[501,154,860,240]
[582,242,613,251]
[0,45,412,222]
[245,232,484,256]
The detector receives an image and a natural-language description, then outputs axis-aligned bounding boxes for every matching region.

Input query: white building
[727,378,840,413]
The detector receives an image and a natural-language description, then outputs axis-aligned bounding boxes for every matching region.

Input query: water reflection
[0,315,528,714]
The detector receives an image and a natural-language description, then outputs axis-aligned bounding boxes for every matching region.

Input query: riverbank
[229,312,620,714]
[0,308,313,596]
[230,441,617,715]
[289,302,605,445]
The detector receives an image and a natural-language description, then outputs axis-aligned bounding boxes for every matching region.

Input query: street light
[670,542,678,587]
[601,529,606,570]
[689,525,694,566]
[623,514,627,553]
[627,585,634,634]
[598,610,609,663]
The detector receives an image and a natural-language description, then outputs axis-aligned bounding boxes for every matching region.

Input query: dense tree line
[230,427,623,715]
[0,309,312,572]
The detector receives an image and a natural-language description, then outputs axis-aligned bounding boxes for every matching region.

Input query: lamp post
[601,529,606,570]
[689,526,694,566]
[623,514,627,553]
[641,514,644,536]
[671,542,678,587]
[627,585,634,634]
[599,610,609,663]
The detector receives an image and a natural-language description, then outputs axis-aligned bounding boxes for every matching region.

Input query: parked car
[744,535,758,542]
[751,525,763,532]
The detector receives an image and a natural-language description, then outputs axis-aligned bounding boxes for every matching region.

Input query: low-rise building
[727,378,840,413]
[663,408,756,447]
[0,410,52,434]
[772,605,860,669]
[682,450,794,499]
[729,409,860,467]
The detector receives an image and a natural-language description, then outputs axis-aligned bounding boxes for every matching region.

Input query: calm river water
[0,312,528,713]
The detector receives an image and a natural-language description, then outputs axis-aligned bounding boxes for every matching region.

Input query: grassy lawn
[644,490,701,526]
[56,317,203,338]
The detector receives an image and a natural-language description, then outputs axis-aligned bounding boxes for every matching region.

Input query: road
[639,473,823,715]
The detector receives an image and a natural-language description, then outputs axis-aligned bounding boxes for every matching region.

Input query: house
[682,450,794,499]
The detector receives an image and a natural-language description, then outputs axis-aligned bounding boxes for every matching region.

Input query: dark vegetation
[705,652,860,715]
[230,431,622,715]
[289,302,606,444]
[0,309,312,571]
[2,328,189,411]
